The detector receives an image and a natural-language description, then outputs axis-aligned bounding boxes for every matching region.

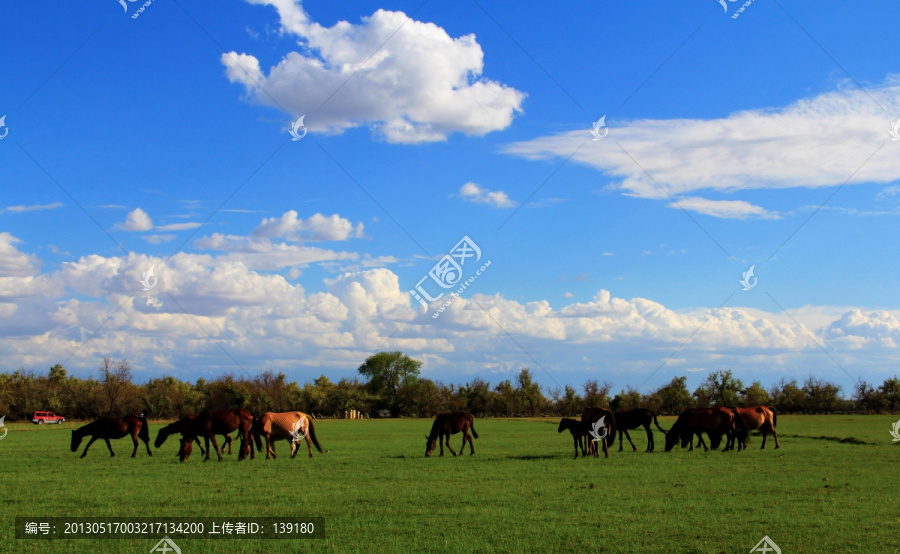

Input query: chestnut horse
[71,415,152,458]
[425,412,478,457]
[178,409,254,462]
[728,406,779,450]
[665,408,747,452]
[252,411,323,459]
[611,408,667,453]
[154,413,234,456]
[558,418,594,458]
[581,407,616,458]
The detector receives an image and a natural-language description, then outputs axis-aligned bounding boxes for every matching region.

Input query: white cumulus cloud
[223,1,525,143]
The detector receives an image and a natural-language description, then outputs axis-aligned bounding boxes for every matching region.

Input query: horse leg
[617,430,624,452]
[624,428,638,452]
[265,435,274,460]
[131,433,139,457]
[81,436,99,458]
[202,436,211,462]
[104,438,116,457]
[447,434,458,457]
[194,437,206,455]
[208,435,222,461]
[306,434,314,458]
[644,424,653,452]
[602,435,609,459]
[771,425,780,449]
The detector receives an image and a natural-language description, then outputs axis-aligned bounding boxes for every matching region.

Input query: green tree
[741,381,772,406]
[769,378,805,413]
[693,370,744,407]
[649,377,693,415]
[878,377,900,413]
[357,351,422,415]
[515,369,546,416]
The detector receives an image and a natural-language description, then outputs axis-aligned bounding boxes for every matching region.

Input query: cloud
[2,238,899,387]
[503,78,900,218]
[670,197,780,220]
[120,208,154,231]
[458,182,516,208]
[118,208,202,232]
[223,1,525,143]
[251,211,364,241]
[0,202,64,215]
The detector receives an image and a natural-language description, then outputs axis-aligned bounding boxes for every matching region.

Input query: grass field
[2,415,899,553]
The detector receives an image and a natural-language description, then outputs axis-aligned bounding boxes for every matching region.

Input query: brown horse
[252,411,323,459]
[71,416,152,458]
[611,409,667,452]
[425,412,478,457]
[665,408,747,452]
[728,406,780,450]
[558,418,595,458]
[178,409,254,462]
[581,407,616,458]
[154,413,234,456]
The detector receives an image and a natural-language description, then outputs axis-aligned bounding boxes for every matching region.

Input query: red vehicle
[31,411,65,424]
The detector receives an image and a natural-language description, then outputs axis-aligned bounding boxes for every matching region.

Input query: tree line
[2,352,899,421]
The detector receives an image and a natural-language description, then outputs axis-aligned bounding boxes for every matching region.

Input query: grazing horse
[154,414,234,456]
[71,416,152,458]
[178,409,254,462]
[581,407,616,459]
[252,411,323,459]
[665,408,747,452]
[611,409,668,452]
[425,412,478,457]
[728,406,780,450]
[558,418,594,458]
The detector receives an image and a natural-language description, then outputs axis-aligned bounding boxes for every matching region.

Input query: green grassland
[2,415,899,553]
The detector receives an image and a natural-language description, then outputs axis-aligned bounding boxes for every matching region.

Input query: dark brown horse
[665,408,747,452]
[581,407,616,458]
[178,409,254,462]
[611,409,667,452]
[425,412,478,457]
[558,418,594,458]
[728,406,779,450]
[70,416,152,458]
[154,413,234,456]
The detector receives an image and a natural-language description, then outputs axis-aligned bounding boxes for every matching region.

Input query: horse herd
[67,405,779,461]
[557,406,781,459]
[70,409,323,461]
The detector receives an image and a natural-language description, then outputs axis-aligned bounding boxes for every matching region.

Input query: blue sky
[2,0,900,395]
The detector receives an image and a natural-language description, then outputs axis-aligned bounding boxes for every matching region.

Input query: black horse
[611,409,667,452]
[71,415,152,458]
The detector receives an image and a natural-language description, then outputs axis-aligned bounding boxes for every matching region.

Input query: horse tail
[307,419,324,453]
[652,411,667,433]
[771,407,777,428]
[731,408,749,440]
[470,421,479,439]
[139,415,151,443]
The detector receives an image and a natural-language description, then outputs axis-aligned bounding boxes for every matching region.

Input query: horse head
[664,422,681,452]
[425,435,437,457]
[70,431,82,452]
[153,426,168,448]
[178,437,193,462]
